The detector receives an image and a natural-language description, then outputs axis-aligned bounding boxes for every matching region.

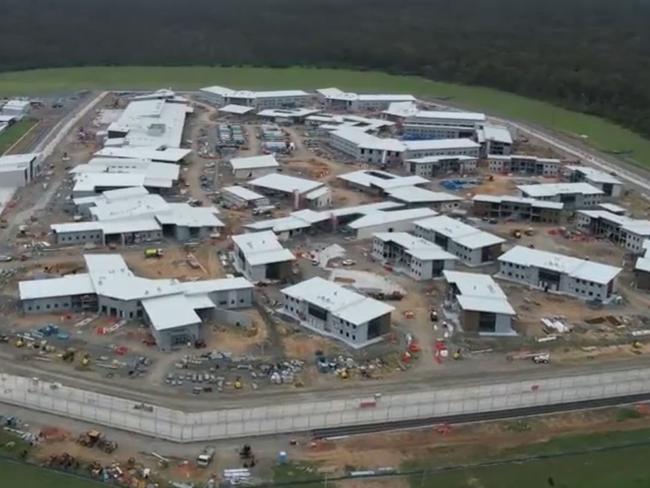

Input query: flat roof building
[337,169,429,195]
[372,232,457,280]
[386,186,462,210]
[222,185,270,209]
[248,173,331,209]
[346,207,438,240]
[404,155,478,177]
[0,153,40,188]
[635,240,650,291]
[94,147,191,163]
[443,270,516,336]
[487,154,562,177]
[71,157,180,191]
[19,254,253,350]
[576,210,650,254]
[566,165,623,198]
[201,86,311,109]
[414,215,505,267]
[280,276,394,348]
[518,182,604,209]
[317,88,415,112]
[497,245,621,303]
[231,231,295,282]
[229,154,279,179]
[472,194,564,223]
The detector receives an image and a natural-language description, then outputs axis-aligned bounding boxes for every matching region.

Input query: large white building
[55,188,223,245]
[201,86,311,109]
[329,127,480,164]
[576,210,650,254]
[231,231,296,282]
[497,246,621,302]
[0,153,40,187]
[317,88,416,112]
[106,91,192,149]
[280,276,394,348]
[404,155,478,177]
[566,165,623,198]
[443,270,516,336]
[372,232,457,280]
[346,207,438,239]
[221,186,270,209]
[18,254,253,350]
[337,169,429,195]
[229,154,279,179]
[248,173,331,209]
[487,154,562,176]
[472,194,564,223]
[413,215,505,267]
[94,147,192,163]
[518,182,604,209]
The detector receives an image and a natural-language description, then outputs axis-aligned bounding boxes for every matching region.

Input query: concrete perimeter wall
[1,368,649,442]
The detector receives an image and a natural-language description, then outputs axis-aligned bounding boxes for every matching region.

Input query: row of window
[26,301,69,311]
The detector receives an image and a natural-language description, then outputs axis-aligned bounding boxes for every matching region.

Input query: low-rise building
[576,210,650,254]
[231,231,295,282]
[413,215,505,266]
[487,154,562,176]
[497,246,621,302]
[1,99,30,118]
[201,86,311,109]
[280,276,394,348]
[372,232,457,280]
[566,165,623,198]
[404,155,478,177]
[346,207,438,239]
[0,153,41,187]
[472,194,564,223]
[18,254,253,350]
[386,186,462,210]
[518,182,603,209]
[71,157,180,192]
[317,88,415,112]
[94,147,192,163]
[229,154,279,179]
[337,169,429,195]
[476,124,513,156]
[221,186,270,209]
[443,270,516,336]
[635,240,650,291]
[257,108,320,124]
[248,173,331,209]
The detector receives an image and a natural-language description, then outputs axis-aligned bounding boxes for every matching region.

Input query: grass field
[0,66,649,165]
[0,118,38,154]
[0,460,104,488]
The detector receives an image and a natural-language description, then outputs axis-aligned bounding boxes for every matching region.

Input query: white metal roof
[94,147,191,162]
[481,124,513,144]
[518,182,604,198]
[317,88,414,103]
[381,101,420,118]
[406,110,486,123]
[223,185,266,201]
[498,246,621,284]
[282,276,394,325]
[305,186,330,200]
[89,193,168,221]
[443,270,515,315]
[374,232,457,261]
[229,154,279,171]
[142,294,201,331]
[330,127,405,152]
[402,138,480,151]
[415,215,505,249]
[635,256,650,273]
[598,203,627,214]
[578,210,650,237]
[155,203,223,228]
[472,194,564,210]
[73,172,145,193]
[218,104,255,115]
[257,108,320,118]
[387,186,461,204]
[180,277,253,295]
[19,274,95,300]
[202,86,308,100]
[232,231,295,265]
[566,165,623,185]
[51,219,160,236]
[406,155,477,164]
[348,207,438,229]
[0,153,39,167]
[338,169,429,190]
[248,173,324,195]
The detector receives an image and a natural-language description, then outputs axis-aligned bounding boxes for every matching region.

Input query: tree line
[1,0,649,138]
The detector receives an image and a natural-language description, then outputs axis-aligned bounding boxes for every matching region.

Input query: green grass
[273,461,327,487]
[0,460,105,488]
[0,118,38,154]
[0,66,649,166]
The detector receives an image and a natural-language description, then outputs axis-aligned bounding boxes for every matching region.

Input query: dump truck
[144,248,164,258]
[196,447,215,467]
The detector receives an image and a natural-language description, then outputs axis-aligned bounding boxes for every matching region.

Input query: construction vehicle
[77,430,102,447]
[511,229,522,239]
[61,349,75,362]
[80,353,91,367]
[196,447,216,467]
[239,444,256,467]
[144,248,164,258]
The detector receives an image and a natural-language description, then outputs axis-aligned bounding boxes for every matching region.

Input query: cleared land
[0,118,38,154]
[0,66,649,165]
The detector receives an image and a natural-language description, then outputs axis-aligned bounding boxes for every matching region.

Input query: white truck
[197,447,215,467]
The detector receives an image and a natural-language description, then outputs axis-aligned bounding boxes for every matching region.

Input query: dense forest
[1,0,650,137]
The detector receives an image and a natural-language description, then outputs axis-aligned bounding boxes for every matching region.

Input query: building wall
[150,323,201,351]
[173,225,216,242]
[636,270,650,291]
[23,295,74,314]
[97,295,141,320]
[306,190,332,209]
[353,219,420,240]
[0,167,28,187]
[209,288,253,308]
[55,229,104,246]
[403,146,480,160]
